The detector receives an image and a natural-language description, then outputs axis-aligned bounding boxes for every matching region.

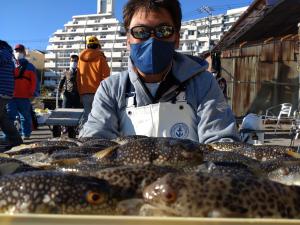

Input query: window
[188,30,195,36]
[223,17,230,22]
[187,43,194,50]
[71,28,76,32]
[93,27,99,31]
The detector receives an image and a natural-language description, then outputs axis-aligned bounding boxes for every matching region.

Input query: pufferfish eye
[86,191,107,205]
[162,189,177,203]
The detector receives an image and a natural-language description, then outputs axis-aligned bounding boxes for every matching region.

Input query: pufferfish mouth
[140,203,181,216]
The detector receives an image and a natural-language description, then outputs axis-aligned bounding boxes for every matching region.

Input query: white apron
[120,92,198,142]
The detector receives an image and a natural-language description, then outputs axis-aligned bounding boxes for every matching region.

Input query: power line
[183,2,252,19]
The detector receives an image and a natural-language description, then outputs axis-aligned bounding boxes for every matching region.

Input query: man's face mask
[14,52,24,60]
[70,61,78,69]
[129,25,176,75]
[130,37,175,74]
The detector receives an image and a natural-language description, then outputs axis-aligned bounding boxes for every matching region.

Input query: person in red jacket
[7,44,37,140]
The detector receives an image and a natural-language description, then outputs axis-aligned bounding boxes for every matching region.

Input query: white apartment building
[44,0,246,88]
[180,7,247,55]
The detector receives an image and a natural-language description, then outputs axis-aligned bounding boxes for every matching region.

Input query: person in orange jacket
[77,36,110,125]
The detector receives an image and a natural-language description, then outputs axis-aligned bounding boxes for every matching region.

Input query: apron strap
[159,72,202,103]
[125,71,202,105]
[125,74,137,106]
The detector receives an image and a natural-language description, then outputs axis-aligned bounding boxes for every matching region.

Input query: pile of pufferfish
[0,135,300,218]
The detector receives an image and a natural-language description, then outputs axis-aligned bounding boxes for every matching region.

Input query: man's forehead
[130,8,173,25]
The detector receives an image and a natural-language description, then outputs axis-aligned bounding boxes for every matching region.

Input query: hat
[86,36,99,45]
[14,44,25,51]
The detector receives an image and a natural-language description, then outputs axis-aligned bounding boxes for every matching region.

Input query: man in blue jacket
[0,40,23,149]
[79,0,239,143]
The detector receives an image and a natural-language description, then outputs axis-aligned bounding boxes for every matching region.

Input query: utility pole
[83,16,89,50]
[298,23,300,110]
[110,22,119,75]
[198,6,214,51]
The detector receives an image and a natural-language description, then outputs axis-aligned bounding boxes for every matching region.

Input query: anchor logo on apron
[170,123,189,138]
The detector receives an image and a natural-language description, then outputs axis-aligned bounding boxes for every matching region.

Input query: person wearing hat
[77,36,110,125]
[0,40,23,149]
[6,44,37,140]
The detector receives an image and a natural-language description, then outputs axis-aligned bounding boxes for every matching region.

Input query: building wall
[27,50,45,71]
[221,39,299,116]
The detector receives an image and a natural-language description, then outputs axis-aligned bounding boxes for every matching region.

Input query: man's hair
[123,0,182,33]
[70,54,79,60]
[87,43,100,49]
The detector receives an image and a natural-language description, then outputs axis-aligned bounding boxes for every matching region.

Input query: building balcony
[65,44,83,50]
[99,18,119,25]
[103,43,127,49]
[64,20,88,27]
[105,51,122,58]
[110,62,122,68]
[223,18,237,24]
[54,29,68,35]
[73,13,109,19]
[49,36,84,43]
[197,37,209,42]
[45,62,56,68]
[44,71,58,77]
[45,53,56,59]
[44,80,58,87]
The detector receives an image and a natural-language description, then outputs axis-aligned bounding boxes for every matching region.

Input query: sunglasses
[130,25,175,40]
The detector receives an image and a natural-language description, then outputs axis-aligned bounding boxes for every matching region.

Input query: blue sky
[0,0,251,50]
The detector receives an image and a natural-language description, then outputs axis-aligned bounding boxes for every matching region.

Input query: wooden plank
[0,214,299,225]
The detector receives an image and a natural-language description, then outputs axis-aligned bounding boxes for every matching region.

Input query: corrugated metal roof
[215,0,300,50]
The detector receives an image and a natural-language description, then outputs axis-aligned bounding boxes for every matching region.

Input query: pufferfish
[0,171,126,214]
[141,173,300,218]
[93,137,207,168]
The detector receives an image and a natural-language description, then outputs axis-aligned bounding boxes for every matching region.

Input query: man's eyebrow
[131,23,173,27]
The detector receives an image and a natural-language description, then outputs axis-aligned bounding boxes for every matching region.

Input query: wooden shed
[213,0,300,117]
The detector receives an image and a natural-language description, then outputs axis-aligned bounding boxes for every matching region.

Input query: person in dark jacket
[213,70,228,100]
[7,44,37,140]
[0,40,23,148]
[58,54,81,138]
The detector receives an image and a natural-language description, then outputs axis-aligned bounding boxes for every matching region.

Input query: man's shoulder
[23,60,36,71]
[103,71,128,84]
